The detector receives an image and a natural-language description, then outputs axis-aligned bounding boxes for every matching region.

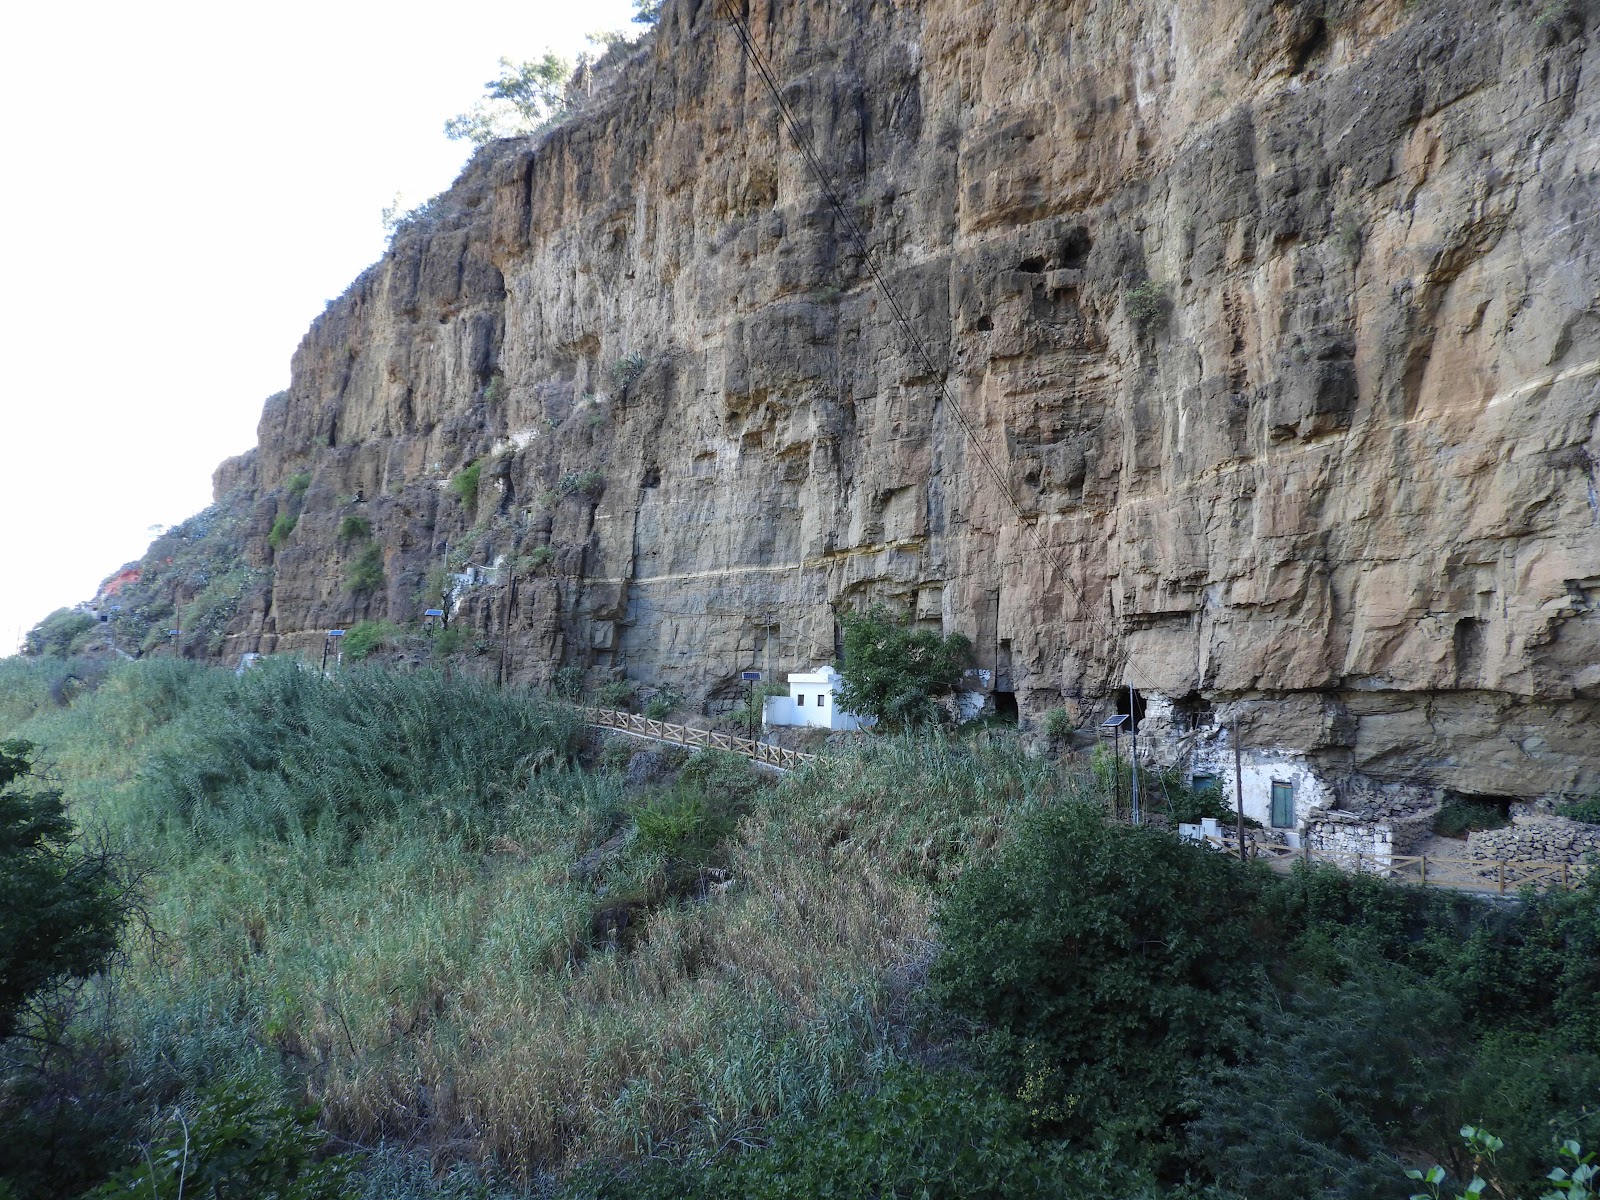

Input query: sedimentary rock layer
[185,0,1598,801]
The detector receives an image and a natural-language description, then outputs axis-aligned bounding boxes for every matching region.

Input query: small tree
[834,603,972,728]
[0,740,125,1043]
[444,54,572,145]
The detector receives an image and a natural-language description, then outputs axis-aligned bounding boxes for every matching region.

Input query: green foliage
[481,372,505,405]
[0,739,124,1041]
[835,603,973,728]
[559,470,606,497]
[179,565,269,656]
[643,688,682,720]
[610,353,648,389]
[85,1081,359,1199]
[595,680,636,711]
[1435,798,1510,839]
[284,472,312,498]
[341,620,404,662]
[429,626,466,657]
[550,665,586,700]
[138,660,581,857]
[1042,706,1072,743]
[1557,796,1600,825]
[932,803,1275,1147]
[268,512,298,551]
[22,609,97,658]
[346,544,385,596]
[444,54,572,145]
[631,0,661,24]
[1125,278,1169,334]
[337,514,372,542]
[520,544,555,573]
[449,461,482,515]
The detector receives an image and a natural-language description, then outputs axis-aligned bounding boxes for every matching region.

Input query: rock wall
[155,0,1600,804]
[1466,814,1600,863]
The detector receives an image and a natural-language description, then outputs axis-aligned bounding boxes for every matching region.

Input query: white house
[763,665,876,732]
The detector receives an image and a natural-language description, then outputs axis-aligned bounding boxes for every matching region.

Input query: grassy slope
[0,657,1063,1189]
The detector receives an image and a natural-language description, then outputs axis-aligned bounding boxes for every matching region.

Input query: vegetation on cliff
[0,656,1597,1198]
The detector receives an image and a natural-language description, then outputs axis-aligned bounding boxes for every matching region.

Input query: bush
[932,803,1275,1147]
[84,1081,359,1199]
[1557,796,1600,825]
[835,603,972,728]
[559,470,606,497]
[1125,279,1169,334]
[520,545,555,573]
[429,626,465,657]
[1434,798,1510,839]
[595,680,636,711]
[346,544,385,595]
[550,665,586,700]
[267,512,297,551]
[22,610,97,658]
[284,472,312,497]
[643,688,682,720]
[337,514,372,542]
[1042,707,1072,743]
[342,620,404,661]
[610,353,648,389]
[450,461,481,515]
[0,739,126,1042]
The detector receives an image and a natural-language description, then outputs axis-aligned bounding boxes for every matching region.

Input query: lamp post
[1100,713,1128,818]
[741,670,762,742]
[323,629,345,673]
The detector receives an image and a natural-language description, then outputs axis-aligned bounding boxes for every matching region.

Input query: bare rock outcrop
[116,0,1599,806]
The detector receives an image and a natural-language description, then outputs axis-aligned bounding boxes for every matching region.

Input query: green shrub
[1557,796,1600,825]
[1434,798,1510,839]
[284,471,312,497]
[550,665,586,700]
[267,512,297,551]
[1042,707,1072,743]
[84,1081,359,1199]
[346,544,385,595]
[643,688,682,720]
[337,514,372,542]
[482,372,505,405]
[1125,279,1169,334]
[519,545,555,574]
[610,353,648,390]
[559,470,606,497]
[0,739,126,1041]
[835,603,972,728]
[342,620,404,661]
[450,461,482,514]
[22,609,97,658]
[932,803,1276,1147]
[429,626,465,657]
[595,680,636,711]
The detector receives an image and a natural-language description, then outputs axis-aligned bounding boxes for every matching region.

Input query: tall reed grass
[1,658,1077,1190]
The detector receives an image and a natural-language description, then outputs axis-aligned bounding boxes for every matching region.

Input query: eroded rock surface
[130,0,1600,803]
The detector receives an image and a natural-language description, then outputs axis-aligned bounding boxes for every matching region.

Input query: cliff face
[192,0,1598,802]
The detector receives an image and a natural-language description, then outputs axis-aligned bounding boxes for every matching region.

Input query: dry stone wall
[127,0,1600,806]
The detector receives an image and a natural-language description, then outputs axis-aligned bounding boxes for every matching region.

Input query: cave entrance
[992,690,1018,723]
[1115,688,1147,732]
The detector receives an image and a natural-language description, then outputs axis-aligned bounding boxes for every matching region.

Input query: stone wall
[1466,816,1600,864]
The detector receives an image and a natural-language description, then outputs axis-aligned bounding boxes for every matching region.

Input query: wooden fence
[580,706,821,772]
[1202,834,1594,895]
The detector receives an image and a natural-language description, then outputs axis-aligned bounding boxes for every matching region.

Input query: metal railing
[580,706,821,772]
[1202,834,1594,895]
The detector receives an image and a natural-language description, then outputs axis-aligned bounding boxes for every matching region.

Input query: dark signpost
[742,670,762,741]
[1101,713,1128,818]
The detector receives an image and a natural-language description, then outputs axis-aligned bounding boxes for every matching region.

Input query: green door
[1270,780,1295,828]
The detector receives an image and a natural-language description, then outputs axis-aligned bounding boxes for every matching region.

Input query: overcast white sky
[0,0,638,653]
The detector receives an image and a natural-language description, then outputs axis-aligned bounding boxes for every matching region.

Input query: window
[817,693,827,708]
[1191,772,1220,796]
[1270,780,1295,829]
[796,694,806,706]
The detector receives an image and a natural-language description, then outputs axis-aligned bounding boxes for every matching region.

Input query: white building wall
[1187,727,1333,847]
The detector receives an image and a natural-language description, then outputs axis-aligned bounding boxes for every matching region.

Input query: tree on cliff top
[444,54,572,145]
[835,604,972,728]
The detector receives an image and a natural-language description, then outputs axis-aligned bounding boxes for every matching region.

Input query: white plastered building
[763,665,876,732]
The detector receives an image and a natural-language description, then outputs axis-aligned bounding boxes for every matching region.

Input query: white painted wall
[763,665,875,732]
[1188,727,1333,846]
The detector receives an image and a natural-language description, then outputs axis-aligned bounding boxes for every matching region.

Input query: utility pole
[1232,715,1247,863]
[1128,683,1141,825]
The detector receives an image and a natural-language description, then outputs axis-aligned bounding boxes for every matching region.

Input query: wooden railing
[1202,835,1594,895]
[580,707,821,772]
